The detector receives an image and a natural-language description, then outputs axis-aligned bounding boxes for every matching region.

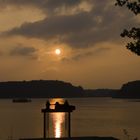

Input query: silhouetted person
[64,100,69,106]
[46,101,50,110]
[55,102,61,110]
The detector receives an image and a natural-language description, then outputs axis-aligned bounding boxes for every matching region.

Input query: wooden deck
[20,136,119,140]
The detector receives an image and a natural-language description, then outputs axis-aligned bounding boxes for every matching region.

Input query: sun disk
[55,49,61,55]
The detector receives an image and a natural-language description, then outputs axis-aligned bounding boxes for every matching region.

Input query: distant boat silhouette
[12,98,32,103]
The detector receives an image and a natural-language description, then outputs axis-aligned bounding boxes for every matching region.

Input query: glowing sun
[55,49,61,55]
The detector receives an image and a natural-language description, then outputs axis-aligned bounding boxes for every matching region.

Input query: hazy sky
[0,0,140,89]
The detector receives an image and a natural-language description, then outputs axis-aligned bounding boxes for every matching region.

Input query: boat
[12,98,32,103]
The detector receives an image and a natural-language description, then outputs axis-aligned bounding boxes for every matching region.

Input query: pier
[20,136,119,140]
[41,100,75,139]
[19,100,119,140]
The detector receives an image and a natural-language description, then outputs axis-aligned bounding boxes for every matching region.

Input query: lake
[0,98,140,140]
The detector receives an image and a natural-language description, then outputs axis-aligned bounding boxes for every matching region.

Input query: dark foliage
[115,0,140,55]
[115,80,140,98]
[0,80,84,98]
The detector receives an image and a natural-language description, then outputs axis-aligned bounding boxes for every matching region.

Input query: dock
[20,136,119,140]
[20,101,119,140]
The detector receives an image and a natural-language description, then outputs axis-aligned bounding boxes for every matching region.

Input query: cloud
[0,0,80,7]
[62,47,110,62]
[10,45,37,58]
[5,12,93,38]
[0,0,82,14]
[2,0,137,48]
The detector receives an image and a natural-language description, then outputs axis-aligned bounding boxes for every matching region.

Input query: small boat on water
[12,98,32,103]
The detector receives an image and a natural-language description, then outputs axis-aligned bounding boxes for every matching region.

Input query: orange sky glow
[0,0,140,89]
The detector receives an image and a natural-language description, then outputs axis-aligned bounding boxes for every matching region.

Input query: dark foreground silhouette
[0,80,140,98]
[20,136,119,140]
[0,80,84,98]
[86,80,140,99]
[113,80,140,98]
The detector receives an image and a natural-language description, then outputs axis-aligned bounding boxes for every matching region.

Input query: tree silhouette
[115,0,140,55]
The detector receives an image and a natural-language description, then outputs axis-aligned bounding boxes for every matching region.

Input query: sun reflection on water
[50,98,65,138]
[51,112,65,138]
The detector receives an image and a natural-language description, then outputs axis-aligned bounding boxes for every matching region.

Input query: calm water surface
[0,98,140,140]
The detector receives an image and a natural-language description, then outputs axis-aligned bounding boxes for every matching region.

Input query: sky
[0,0,140,89]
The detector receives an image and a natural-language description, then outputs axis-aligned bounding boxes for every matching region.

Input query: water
[0,98,140,140]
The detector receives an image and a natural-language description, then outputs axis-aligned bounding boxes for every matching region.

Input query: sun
[55,49,61,55]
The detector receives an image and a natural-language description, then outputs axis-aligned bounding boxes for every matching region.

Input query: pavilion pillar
[43,112,46,139]
[68,112,71,138]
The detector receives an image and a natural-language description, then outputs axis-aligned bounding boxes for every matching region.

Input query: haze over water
[0,98,140,140]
